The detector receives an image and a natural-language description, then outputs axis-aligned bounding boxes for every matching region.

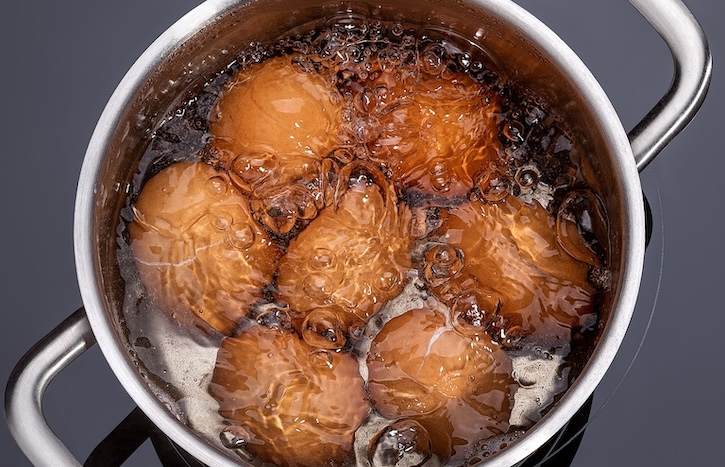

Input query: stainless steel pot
[5,0,711,466]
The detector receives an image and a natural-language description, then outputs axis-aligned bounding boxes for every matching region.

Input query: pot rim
[73,0,645,465]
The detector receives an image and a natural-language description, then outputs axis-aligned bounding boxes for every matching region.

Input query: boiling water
[118,14,611,467]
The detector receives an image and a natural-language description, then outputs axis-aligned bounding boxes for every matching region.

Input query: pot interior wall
[87,0,629,463]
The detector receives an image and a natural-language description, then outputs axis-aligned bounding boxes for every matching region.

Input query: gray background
[0,0,722,465]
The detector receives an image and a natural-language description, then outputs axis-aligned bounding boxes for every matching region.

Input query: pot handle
[5,307,95,467]
[628,0,712,172]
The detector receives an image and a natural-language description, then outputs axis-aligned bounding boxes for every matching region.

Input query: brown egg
[209,325,369,467]
[212,54,342,159]
[210,55,343,235]
[340,60,501,198]
[366,308,513,463]
[129,162,281,335]
[421,195,596,347]
[275,162,411,333]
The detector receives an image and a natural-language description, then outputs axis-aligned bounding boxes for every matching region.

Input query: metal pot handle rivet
[628,0,713,172]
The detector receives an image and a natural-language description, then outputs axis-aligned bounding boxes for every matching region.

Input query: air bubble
[332,147,355,164]
[556,189,609,266]
[309,349,335,369]
[428,158,452,192]
[436,280,462,303]
[512,369,537,388]
[230,155,267,192]
[303,273,336,299]
[515,167,539,189]
[301,307,346,349]
[310,248,337,270]
[498,325,525,349]
[206,176,228,196]
[368,419,432,467]
[476,168,511,202]
[220,425,251,450]
[553,172,575,191]
[470,61,483,73]
[452,289,502,335]
[342,22,369,42]
[252,196,299,235]
[347,45,362,61]
[227,224,255,250]
[373,263,401,292]
[375,84,390,102]
[589,266,612,290]
[423,244,464,286]
[354,86,377,113]
[503,121,525,142]
[457,52,472,69]
[391,23,404,37]
[291,54,315,73]
[256,306,293,332]
[353,145,370,160]
[293,191,320,221]
[490,315,525,350]
[399,68,417,88]
[421,43,445,75]
[212,212,233,231]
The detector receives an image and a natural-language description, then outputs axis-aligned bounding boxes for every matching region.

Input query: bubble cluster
[452,289,503,337]
[474,166,511,203]
[368,419,433,467]
[422,244,464,288]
